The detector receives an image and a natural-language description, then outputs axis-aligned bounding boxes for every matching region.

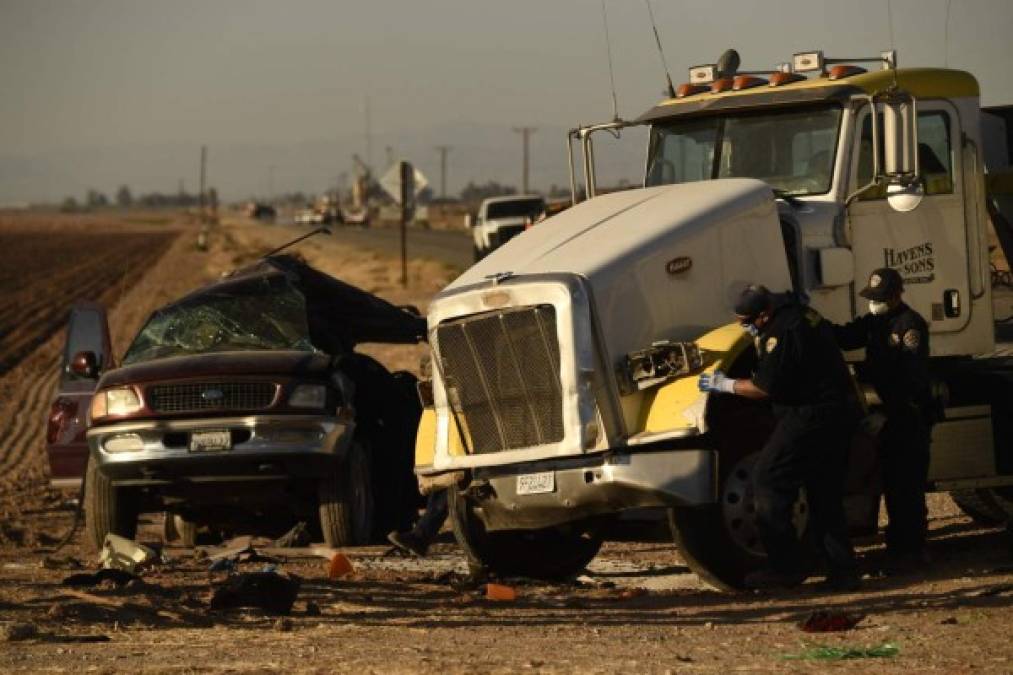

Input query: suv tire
[318,441,373,546]
[84,455,138,550]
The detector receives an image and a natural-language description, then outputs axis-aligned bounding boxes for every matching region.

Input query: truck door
[848,101,970,334]
[46,302,112,488]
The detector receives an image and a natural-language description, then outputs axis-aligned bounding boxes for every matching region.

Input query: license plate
[516,471,555,495]
[189,430,232,453]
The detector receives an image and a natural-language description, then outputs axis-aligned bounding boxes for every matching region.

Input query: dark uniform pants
[880,407,931,554]
[753,407,857,577]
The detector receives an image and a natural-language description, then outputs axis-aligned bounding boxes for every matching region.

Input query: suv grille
[147,382,277,413]
[435,305,563,454]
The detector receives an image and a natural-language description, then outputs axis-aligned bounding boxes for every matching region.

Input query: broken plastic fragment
[99,534,157,574]
[327,553,354,579]
[485,583,517,601]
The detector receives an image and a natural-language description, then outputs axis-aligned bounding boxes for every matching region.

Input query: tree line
[61,185,218,212]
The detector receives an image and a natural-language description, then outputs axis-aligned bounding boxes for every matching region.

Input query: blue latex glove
[698,370,736,394]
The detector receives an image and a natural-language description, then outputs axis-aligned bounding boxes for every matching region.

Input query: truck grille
[435,305,563,454]
[146,382,277,413]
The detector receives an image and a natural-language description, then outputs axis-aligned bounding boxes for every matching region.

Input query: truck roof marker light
[732,75,767,91]
[769,71,806,86]
[792,50,825,74]
[710,78,735,93]
[676,83,709,98]
[688,64,717,85]
[828,64,868,80]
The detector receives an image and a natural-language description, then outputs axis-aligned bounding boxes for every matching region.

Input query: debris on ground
[205,536,279,572]
[327,553,354,579]
[62,568,138,588]
[304,600,321,616]
[209,570,301,615]
[99,534,157,574]
[783,642,900,661]
[485,583,517,601]
[42,555,83,570]
[798,610,866,632]
[273,522,311,548]
[274,617,293,632]
[4,622,38,642]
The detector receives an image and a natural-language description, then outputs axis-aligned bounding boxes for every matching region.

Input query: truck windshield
[486,199,545,219]
[122,276,315,364]
[645,104,843,196]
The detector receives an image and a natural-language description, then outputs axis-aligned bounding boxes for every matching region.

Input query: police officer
[832,268,933,571]
[699,285,861,590]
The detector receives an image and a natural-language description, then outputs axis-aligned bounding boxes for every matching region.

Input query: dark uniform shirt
[832,303,932,416]
[752,300,856,414]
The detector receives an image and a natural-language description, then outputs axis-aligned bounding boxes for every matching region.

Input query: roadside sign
[380,163,429,205]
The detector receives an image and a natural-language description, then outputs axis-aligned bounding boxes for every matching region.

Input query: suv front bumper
[87,414,352,486]
[463,448,717,531]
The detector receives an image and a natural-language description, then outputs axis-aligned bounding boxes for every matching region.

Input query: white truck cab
[416,49,1013,588]
[471,195,547,261]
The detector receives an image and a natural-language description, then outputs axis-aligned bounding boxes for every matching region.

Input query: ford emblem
[202,388,224,401]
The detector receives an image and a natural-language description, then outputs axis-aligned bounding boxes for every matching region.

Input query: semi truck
[414,49,1013,589]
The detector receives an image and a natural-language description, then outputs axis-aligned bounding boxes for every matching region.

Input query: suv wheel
[84,455,138,550]
[318,441,374,546]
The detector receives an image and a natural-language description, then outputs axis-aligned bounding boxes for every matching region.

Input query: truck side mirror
[69,351,99,379]
[881,93,924,212]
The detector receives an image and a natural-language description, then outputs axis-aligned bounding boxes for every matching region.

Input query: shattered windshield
[645,104,843,196]
[122,275,315,365]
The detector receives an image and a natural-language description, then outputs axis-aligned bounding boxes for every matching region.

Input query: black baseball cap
[859,267,904,301]
[733,284,773,321]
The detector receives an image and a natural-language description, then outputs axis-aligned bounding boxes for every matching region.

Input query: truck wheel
[448,485,602,580]
[318,441,374,547]
[667,395,817,591]
[949,489,1008,526]
[84,455,138,550]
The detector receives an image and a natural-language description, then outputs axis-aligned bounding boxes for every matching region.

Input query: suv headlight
[288,384,327,409]
[90,386,142,421]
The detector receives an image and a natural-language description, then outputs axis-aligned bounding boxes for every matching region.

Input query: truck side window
[856,110,954,199]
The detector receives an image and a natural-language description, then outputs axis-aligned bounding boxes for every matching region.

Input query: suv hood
[99,350,332,388]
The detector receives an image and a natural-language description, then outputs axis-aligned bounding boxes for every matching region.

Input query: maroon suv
[47,255,425,549]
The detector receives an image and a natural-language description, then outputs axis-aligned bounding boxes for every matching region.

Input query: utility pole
[512,127,537,194]
[435,145,452,198]
[198,145,207,220]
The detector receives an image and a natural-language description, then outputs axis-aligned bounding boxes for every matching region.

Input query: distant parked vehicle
[471,195,546,261]
[51,255,425,549]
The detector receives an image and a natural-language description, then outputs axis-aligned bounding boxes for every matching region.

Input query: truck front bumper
[465,448,717,531]
[87,414,352,486]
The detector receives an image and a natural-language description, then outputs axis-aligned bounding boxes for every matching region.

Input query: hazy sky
[2,0,1011,202]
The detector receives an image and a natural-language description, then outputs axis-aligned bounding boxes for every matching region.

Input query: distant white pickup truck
[471,195,546,261]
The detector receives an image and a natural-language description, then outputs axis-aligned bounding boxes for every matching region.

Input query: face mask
[741,322,760,337]
[869,300,890,315]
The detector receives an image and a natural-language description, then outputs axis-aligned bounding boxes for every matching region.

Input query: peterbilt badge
[666,256,693,275]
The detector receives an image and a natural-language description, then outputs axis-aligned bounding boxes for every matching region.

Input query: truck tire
[161,513,198,547]
[318,441,374,547]
[448,485,602,580]
[668,400,809,591]
[84,455,138,550]
[949,489,1008,526]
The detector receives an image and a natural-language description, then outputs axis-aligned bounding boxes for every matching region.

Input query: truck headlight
[621,341,705,393]
[289,384,327,409]
[90,387,142,420]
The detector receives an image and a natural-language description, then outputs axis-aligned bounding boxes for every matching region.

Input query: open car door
[46,302,112,489]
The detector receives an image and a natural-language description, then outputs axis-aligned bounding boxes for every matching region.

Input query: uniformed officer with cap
[832,267,934,571]
[699,285,861,590]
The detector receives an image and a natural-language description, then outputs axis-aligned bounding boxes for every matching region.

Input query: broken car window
[122,275,315,364]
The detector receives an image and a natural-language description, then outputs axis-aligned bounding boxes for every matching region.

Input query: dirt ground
[2,212,1013,673]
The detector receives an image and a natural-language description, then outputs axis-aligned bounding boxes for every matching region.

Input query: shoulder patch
[890,332,902,346]
[766,337,778,353]
[902,328,921,351]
